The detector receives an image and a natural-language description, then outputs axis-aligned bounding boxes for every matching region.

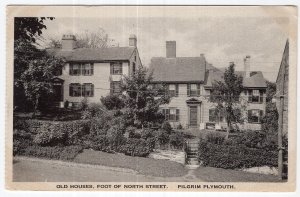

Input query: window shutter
[69,85,73,97]
[110,63,113,74]
[248,110,252,123]
[91,64,94,75]
[175,84,179,97]
[69,64,73,75]
[120,63,123,74]
[248,90,253,102]
[197,84,200,96]
[166,109,170,120]
[176,109,180,121]
[187,84,190,96]
[91,84,94,97]
[259,90,263,103]
[110,82,113,94]
[259,110,263,122]
[162,109,166,120]
[82,84,85,97]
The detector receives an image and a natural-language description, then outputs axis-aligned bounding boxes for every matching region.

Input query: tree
[46,28,113,49]
[20,55,65,116]
[14,17,54,42]
[14,17,65,113]
[209,63,244,139]
[261,81,278,135]
[120,65,170,128]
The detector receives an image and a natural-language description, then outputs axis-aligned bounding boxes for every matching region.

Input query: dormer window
[110,62,122,75]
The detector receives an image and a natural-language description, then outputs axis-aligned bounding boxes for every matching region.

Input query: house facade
[276,40,289,135]
[149,41,267,130]
[49,34,142,107]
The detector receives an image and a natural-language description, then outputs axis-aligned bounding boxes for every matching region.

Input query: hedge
[198,141,278,169]
[22,145,83,160]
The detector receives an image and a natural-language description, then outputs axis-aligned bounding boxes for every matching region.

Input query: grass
[74,149,188,177]
[194,166,281,182]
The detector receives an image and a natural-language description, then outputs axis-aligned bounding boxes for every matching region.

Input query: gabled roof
[149,57,207,82]
[205,67,267,88]
[47,47,136,62]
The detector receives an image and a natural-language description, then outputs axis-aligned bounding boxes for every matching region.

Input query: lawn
[194,166,281,182]
[74,149,188,177]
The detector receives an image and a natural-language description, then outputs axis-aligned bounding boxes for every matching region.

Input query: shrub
[107,126,127,152]
[88,135,111,151]
[177,124,183,130]
[100,94,124,110]
[81,102,106,119]
[122,138,151,157]
[156,129,170,146]
[141,128,155,140]
[161,121,172,134]
[33,120,90,146]
[146,137,156,151]
[22,145,83,160]
[169,132,184,149]
[198,141,277,169]
[236,130,266,148]
[199,131,226,145]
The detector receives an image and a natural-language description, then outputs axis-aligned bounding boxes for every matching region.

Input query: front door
[53,84,63,102]
[189,106,198,127]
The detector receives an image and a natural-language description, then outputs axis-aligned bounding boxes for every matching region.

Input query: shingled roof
[47,47,135,62]
[149,57,207,83]
[205,67,267,88]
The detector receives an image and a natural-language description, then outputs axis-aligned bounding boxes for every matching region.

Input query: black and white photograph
[5,5,297,191]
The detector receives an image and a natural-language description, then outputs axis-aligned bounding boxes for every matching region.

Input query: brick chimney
[243,55,251,78]
[129,34,137,47]
[62,34,76,50]
[166,41,176,58]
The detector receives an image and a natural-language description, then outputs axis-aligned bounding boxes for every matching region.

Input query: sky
[41,17,289,82]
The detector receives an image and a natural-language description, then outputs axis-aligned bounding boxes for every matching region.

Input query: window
[168,84,179,97]
[111,81,121,94]
[82,63,94,76]
[248,109,263,123]
[187,84,200,97]
[69,83,81,97]
[69,63,81,76]
[110,62,122,75]
[162,108,180,121]
[82,83,94,97]
[248,90,264,103]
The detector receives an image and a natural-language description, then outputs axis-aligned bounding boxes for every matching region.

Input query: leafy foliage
[121,138,151,157]
[14,17,54,43]
[120,65,170,127]
[169,132,184,149]
[198,142,277,169]
[209,63,244,138]
[100,94,124,110]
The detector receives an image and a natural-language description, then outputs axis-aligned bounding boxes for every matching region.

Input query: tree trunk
[226,121,230,140]
[32,96,39,118]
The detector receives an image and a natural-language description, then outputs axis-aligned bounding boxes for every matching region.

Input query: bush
[156,129,170,146]
[236,130,266,148]
[199,131,226,145]
[146,137,156,151]
[22,145,83,160]
[81,102,106,119]
[169,132,184,149]
[121,138,151,157]
[177,124,183,130]
[107,126,127,152]
[100,94,124,110]
[161,121,172,134]
[141,128,155,140]
[33,120,90,146]
[198,141,277,169]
